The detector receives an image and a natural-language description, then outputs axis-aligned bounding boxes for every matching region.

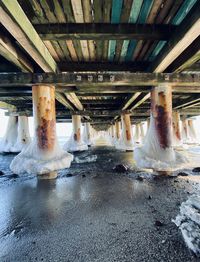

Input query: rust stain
[126,130,131,141]
[74,128,81,141]
[37,118,56,151]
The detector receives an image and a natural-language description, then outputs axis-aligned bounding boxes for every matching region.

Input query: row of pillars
[0,84,198,177]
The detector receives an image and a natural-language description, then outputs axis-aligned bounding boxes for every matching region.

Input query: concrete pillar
[0,116,18,153]
[120,113,134,151]
[182,118,189,143]
[64,115,88,152]
[134,124,141,144]
[83,122,92,146]
[114,121,121,148]
[172,111,182,146]
[12,116,31,152]
[134,85,186,170]
[188,119,198,143]
[10,85,73,178]
[111,124,115,143]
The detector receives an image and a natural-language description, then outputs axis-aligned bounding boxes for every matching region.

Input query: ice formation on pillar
[114,121,121,148]
[172,111,182,147]
[173,195,200,257]
[10,85,73,175]
[181,119,190,144]
[12,116,31,152]
[64,115,88,152]
[133,124,141,144]
[118,114,134,151]
[187,119,199,144]
[0,116,18,153]
[134,85,187,171]
[83,122,92,146]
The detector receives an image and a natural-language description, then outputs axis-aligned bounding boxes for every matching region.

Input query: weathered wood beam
[55,93,75,111]
[1,72,200,87]
[0,0,57,72]
[0,101,16,110]
[35,23,176,41]
[150,0,200,73]
[130,93,151,110]
[174,95,200,110]
[59,61,149,72]
[166,36,200,73]
[0,0,84,112]
[121,92,141,110]
[0,33,33,72]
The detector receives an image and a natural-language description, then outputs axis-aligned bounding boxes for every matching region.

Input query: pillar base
[63,138,88,152]
[134,146,188,171]
[10,140,73,175]
[37,171,58,180]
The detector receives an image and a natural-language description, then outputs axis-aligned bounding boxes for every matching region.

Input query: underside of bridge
[1,1,200,260]
[0,0,200,127]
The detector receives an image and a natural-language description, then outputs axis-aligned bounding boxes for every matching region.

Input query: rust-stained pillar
[188,119,198,143]
[111,124,115,142]
[12,116,31,152]
[0,116,18,153]
[134,123,140,143]
[115,121,120,140]
[151,85,173,149]
[182,118,189,143]
[72,115,81,143]
[10,85,73,178]
[83,122,92,146]
[134,85,182,171]
[120,113,134,151]
[172,111,182,146]
[64,114,88,152]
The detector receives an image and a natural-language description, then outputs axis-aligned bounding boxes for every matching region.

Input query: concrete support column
[10,85,73,177]
[114,121,121,148]
[64,115,88,152]
[83,122,92,146]
[134,124,141,144]
[134,85,186,171]
[188,119,198,144]
[182,118,189,143]
[12,116,31,152]
[0,116,18,153]
[120,113,134,151]
[111,124,115,144]
[172,111,182,147]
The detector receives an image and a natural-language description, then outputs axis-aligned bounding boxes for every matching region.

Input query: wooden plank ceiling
[0,0,200,128]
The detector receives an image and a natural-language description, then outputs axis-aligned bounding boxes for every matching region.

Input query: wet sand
[0,145,200,262]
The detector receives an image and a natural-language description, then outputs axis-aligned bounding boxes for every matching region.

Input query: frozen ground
[0,141,200,261]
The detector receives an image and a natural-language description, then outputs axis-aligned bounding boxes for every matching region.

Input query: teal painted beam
[172,0,198,25]
[121,0,143,61]
[149,0,198,64]
[108,0,123,61]
[137,0,154,24]
[125,0,153,61]
[149,41,166,62]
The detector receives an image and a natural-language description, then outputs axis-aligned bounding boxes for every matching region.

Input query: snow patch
[74,155,97,163]
[173,195,200,257]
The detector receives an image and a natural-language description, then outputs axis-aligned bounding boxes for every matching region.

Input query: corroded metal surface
[115,121,120,140]
[72,115,81,142]
[32,85,56,151]
[151,86,172,149]
[122,114,132,141]
[172,111,182,142]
